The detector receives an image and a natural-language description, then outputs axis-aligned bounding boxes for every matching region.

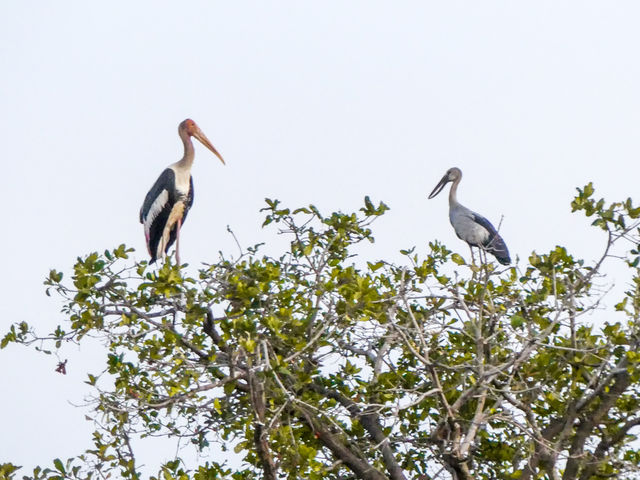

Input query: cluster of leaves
[3,187,640,480]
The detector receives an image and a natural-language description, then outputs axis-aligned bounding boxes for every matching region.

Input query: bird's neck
[176,132,195,170]
[449,179,460,207]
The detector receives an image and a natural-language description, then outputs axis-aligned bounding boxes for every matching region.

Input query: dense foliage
[3,185,640,480]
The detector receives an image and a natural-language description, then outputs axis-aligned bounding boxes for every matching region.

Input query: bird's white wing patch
[144,189,169,239]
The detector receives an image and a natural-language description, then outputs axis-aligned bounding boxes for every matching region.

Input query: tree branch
[297,406,388,480]
[248,349,278,480]
[308,382,407,480]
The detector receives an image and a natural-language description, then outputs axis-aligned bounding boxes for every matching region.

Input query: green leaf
[53,458,65,473]
[510,314,525,328]
[451,253,466,265]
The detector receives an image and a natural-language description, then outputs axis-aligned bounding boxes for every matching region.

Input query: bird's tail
[484,233,511,265]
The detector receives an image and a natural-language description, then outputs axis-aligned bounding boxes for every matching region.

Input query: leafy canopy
[3,186,640,480]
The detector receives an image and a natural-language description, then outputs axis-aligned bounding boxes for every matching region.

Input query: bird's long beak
[193,128,225,165]
[428,174,450,199]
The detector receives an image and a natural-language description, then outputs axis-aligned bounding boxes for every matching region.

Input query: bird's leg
[176,218,182,266]
[469,245,476,266]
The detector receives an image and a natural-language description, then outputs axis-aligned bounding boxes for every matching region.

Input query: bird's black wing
[471,212,511,265]
[470,212,498,237]
[140,169,176,223]
[140,168,177,262]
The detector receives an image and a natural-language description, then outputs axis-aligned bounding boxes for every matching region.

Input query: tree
[3,185,640,480]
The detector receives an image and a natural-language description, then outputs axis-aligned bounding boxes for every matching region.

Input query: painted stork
[428,167,511,265]
[139,119,225,264]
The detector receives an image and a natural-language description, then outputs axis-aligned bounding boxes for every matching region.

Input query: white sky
[2,1,639,474]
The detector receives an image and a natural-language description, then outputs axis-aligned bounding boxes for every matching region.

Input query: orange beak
[193,126,225,165]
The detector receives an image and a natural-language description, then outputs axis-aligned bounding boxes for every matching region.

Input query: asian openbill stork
[140,119,225,264]
[428,167,511,265]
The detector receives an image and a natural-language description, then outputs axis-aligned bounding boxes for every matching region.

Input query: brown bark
[309,382,407,480]
[298,407,388,480]
[249,369,278,480]
[563,366,630,480]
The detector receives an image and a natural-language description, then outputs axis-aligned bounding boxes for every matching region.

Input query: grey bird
[428,167,511,265]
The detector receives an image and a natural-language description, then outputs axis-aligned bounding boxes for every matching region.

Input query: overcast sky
[2,1,639,474]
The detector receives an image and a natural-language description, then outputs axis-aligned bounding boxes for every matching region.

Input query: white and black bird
[428,167,511,265]
[140,119,225,264]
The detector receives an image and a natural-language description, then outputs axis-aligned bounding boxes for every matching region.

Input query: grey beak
[428,175,450,199]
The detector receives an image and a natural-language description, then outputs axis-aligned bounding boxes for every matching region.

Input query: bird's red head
[180,118,198,136]
[178,118,226,165]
